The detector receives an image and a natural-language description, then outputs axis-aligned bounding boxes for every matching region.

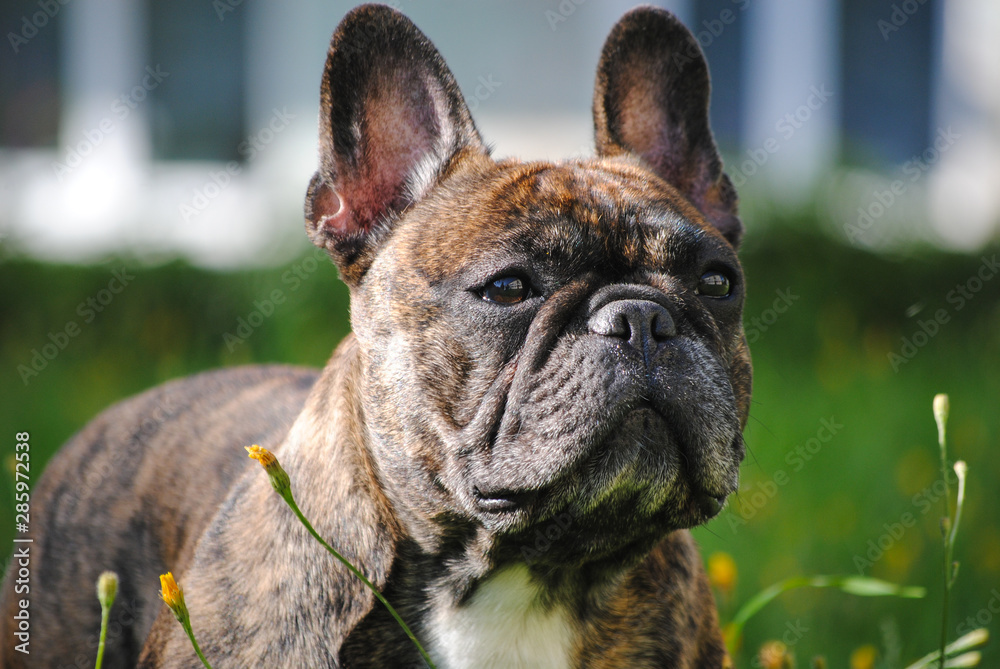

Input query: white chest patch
[426,564,577,669]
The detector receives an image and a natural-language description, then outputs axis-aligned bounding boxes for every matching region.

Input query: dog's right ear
[593,7,743,247]
[305,4,486,285]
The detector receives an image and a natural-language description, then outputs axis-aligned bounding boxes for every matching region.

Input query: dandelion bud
[97,571,118,609]
[159,572,189,624]
[246,445,291,497]
[933,393,949,445]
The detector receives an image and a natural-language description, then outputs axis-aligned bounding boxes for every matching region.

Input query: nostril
[588,304,630,339]
[610,312,631,339]
[588,299,676,349]
[651,310,676,340]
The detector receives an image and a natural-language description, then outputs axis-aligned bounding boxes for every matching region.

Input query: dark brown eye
[481,276,529,304]
[697,271,731,298]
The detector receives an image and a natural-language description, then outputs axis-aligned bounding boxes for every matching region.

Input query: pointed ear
[305,4,486,284]
[593,7,743,247]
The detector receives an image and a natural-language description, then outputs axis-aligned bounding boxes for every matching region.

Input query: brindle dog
[2,5,750,667]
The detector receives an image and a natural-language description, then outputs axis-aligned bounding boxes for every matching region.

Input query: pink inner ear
[313,183,352,235]
[360,75,440,205]
[314,76,441,240]
[617,73,691,187]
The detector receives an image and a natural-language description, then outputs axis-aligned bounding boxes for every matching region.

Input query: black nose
[588,299,676,352]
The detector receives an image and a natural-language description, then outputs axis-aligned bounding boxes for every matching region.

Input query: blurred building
[0,0,997,267]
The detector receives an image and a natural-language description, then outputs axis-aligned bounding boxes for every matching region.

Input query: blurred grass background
[1,215,998,666]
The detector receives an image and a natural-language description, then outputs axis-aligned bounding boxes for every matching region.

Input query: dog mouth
[694,489,727,518]
[469,403,736,529]
[456,317,744,556]
[472,485,539,514]
[584,404,736,510]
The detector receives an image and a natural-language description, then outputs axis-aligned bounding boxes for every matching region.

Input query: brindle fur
[2,5,749,667]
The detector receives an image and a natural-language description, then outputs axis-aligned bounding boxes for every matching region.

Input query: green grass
[1,224,997,665]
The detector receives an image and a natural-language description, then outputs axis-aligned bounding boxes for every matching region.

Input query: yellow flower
[159,572,188,623]
[246,445,291,496]
[97,571,118,609]
[708,551,738,596]
[850,644,878,669]
[245,444,276,467]
[758,640,793,669]
[157,572,214,668]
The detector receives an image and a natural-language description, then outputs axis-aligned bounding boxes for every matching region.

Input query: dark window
[148,0,246,160]
[694,0,746,152]
[0,3,62,147]
[839,0,937,166]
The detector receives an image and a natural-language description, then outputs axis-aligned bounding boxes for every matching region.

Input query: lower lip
[695,493,726,518]
[473,487,537,513]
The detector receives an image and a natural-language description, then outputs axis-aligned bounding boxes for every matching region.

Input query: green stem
[95,603,111,669]
[938,425,950,669]
[182,619,214,669]
[725,575,924,653]
[283,491,437,669]
[947,463,967,584]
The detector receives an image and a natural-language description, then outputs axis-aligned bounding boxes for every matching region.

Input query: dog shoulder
[3,364,318,669]
[579,531,730,667]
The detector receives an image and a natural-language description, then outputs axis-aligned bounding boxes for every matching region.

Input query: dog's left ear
[593,7,742,247]
[305,4,487,285]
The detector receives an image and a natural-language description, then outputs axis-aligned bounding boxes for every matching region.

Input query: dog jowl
[1,5,750,668]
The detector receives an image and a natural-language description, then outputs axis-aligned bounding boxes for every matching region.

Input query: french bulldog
[1,4,750,667]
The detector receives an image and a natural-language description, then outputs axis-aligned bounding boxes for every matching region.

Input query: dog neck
[425,563,578,669]
[286,335,649,667]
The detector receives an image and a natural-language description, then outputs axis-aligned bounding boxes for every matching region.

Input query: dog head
[305,4,750,570]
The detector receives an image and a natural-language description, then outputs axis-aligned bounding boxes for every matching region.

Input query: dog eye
[696,271,731,298]
[480,276,529,304]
